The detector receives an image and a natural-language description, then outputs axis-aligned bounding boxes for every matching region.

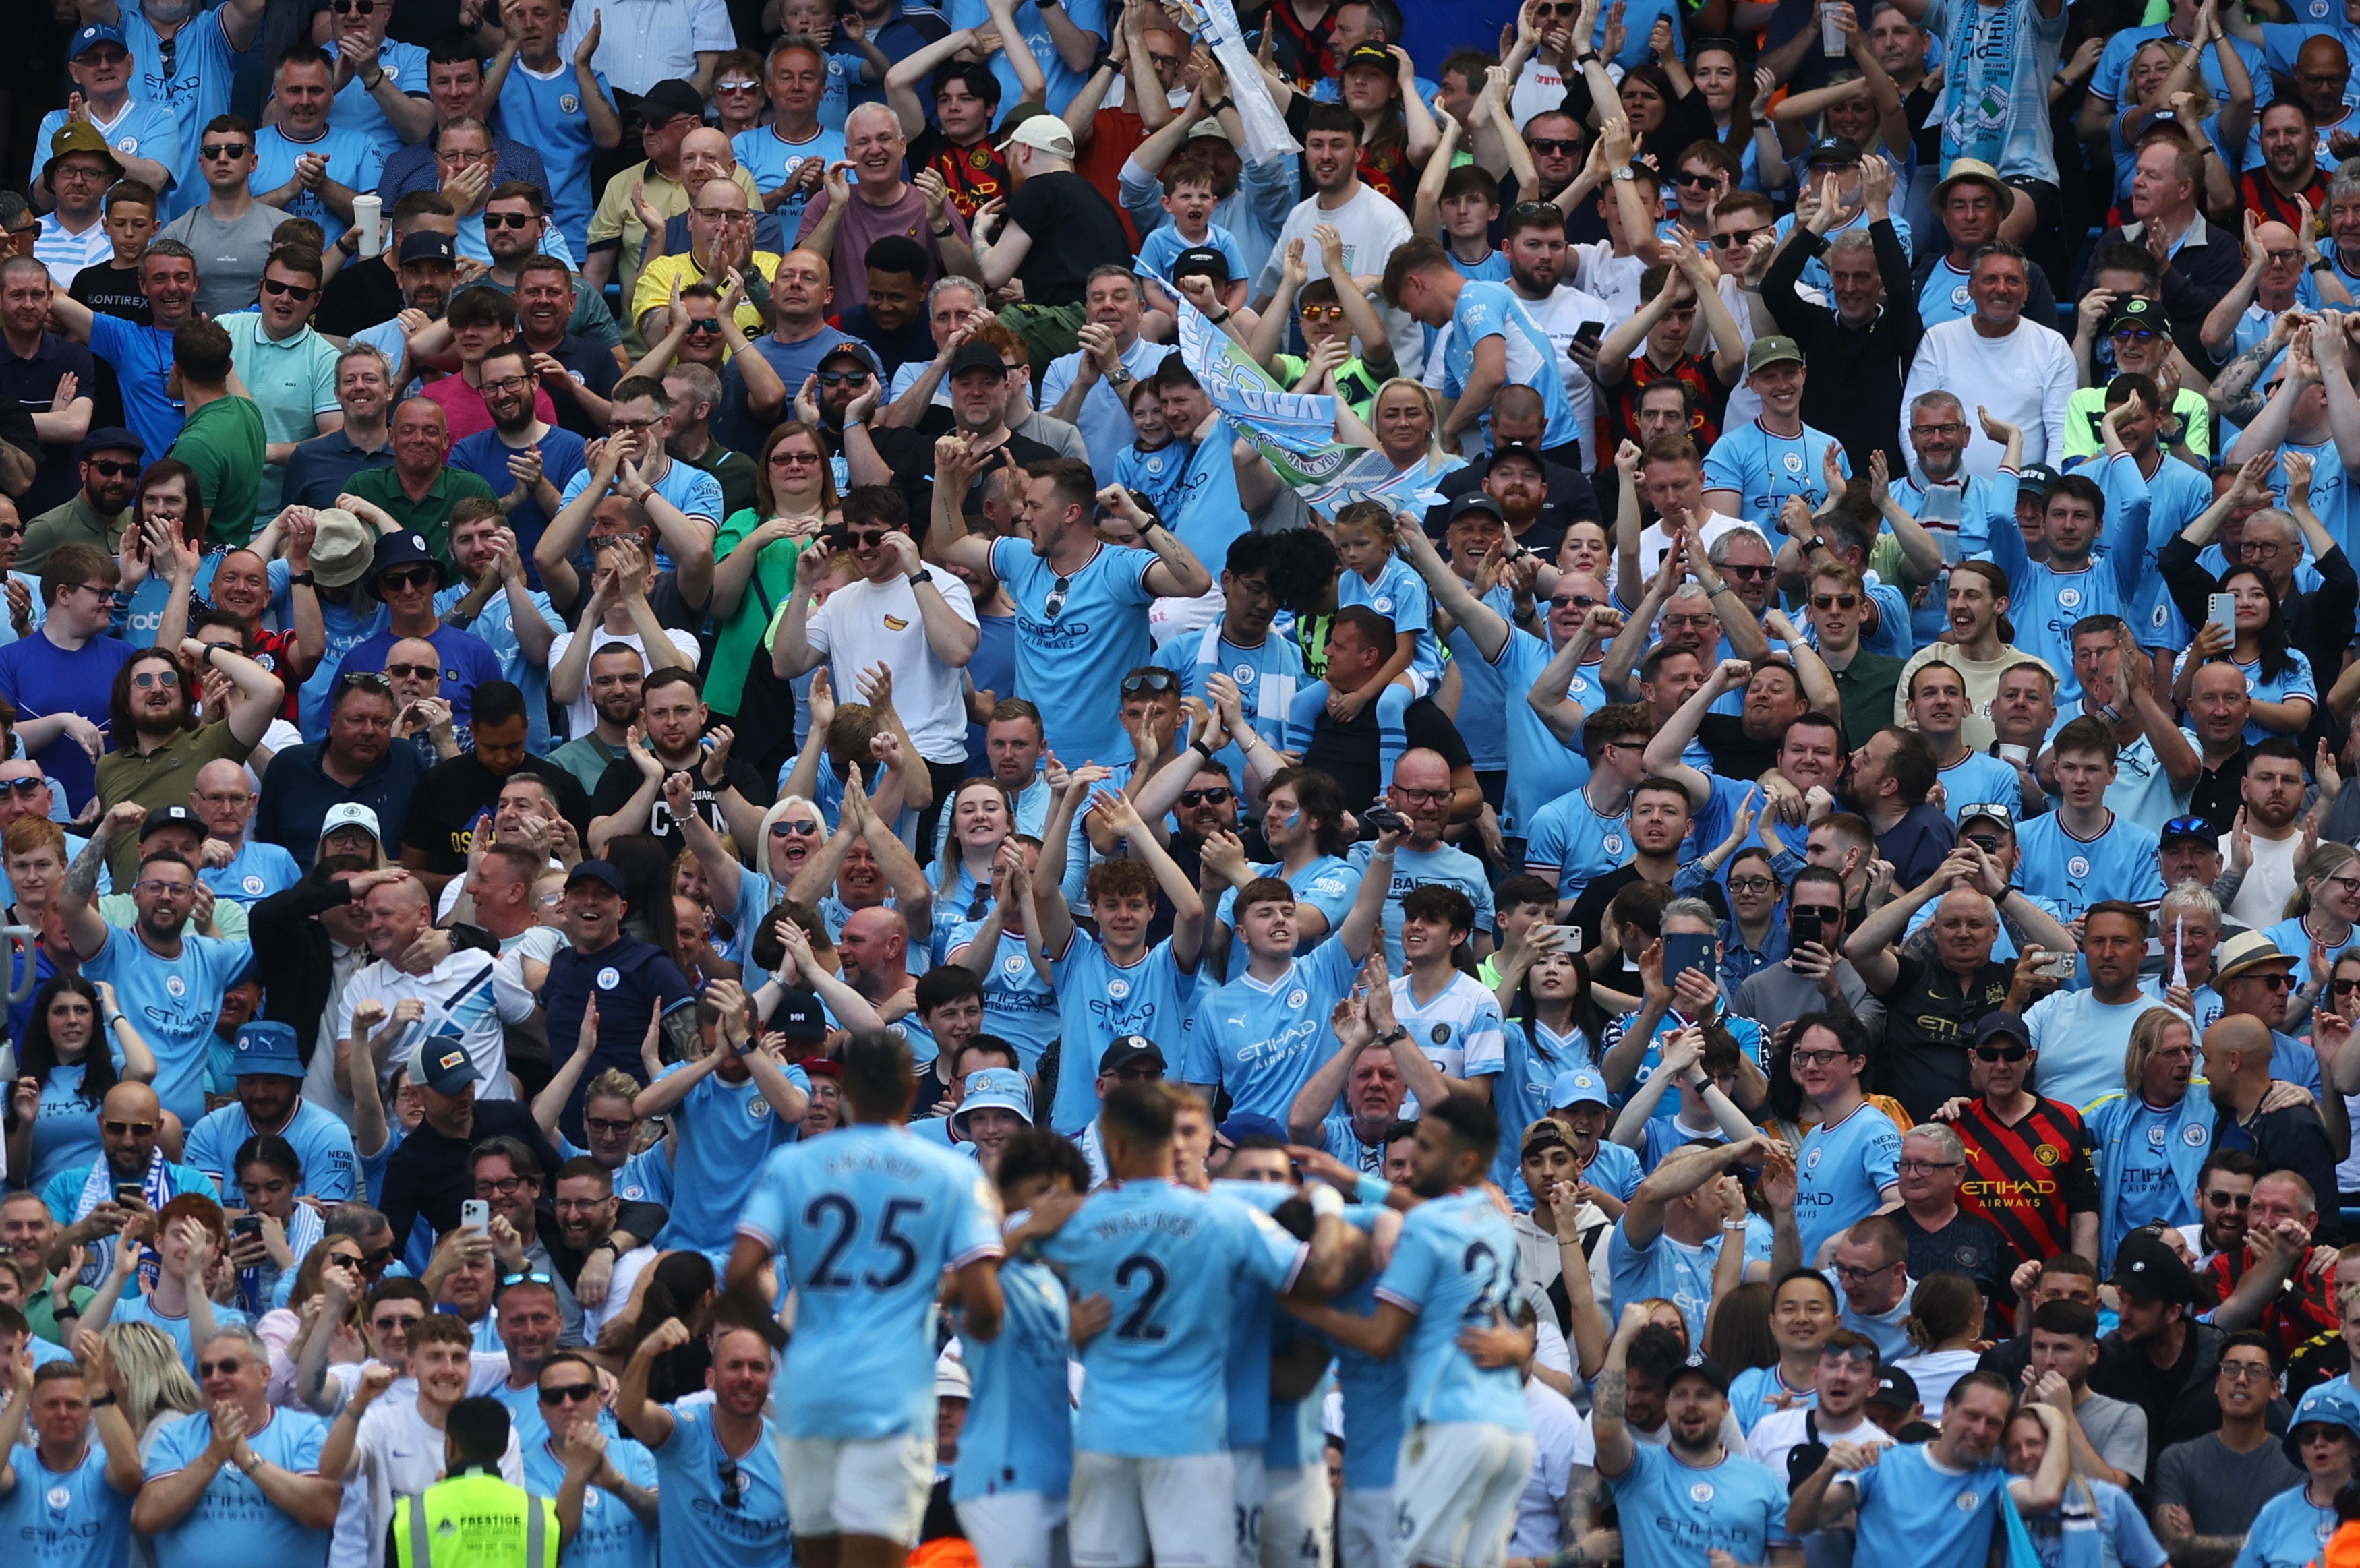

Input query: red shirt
[1955,1095,2100,1279]
[2205,1244,2339,1362]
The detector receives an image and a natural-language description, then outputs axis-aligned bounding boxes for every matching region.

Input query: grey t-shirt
[1733,957,1888,1048]
[157,204,287,320]
[2077,1391,2152,1482]
[2150,1430,2303,1541]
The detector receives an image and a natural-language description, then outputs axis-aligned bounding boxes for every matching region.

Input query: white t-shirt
[332,948,538,1100]
[1744,1404,1891,1481]
[338,1394,524,1568]
[586,1242,657,1341]
[796,564,979,764]
[1258,185,1421,375]
[1633,512,1760,584]
[548,626,702,741]
[2226,826,2303,930]
[1900,316,2076,477]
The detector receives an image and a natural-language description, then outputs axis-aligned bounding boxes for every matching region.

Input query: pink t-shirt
[792,184,972,311]
[419,373,560,443]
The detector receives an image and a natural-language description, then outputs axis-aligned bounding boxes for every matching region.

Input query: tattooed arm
[2208,322,2286,426]
[61,802,144,961]
[1588,1302,1647,1480]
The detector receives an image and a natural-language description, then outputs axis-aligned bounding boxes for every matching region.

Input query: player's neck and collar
[1667,1435,1729,1469]
[1808,1087,1869,1130]
[2055,800,2113,840]
[1977,1086,2037,1126]
[1403,952,1456,1005]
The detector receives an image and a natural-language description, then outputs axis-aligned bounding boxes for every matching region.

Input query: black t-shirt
[1003,171,1132,310]
[2189,746,2251,837]
[403,752,592,874]
[1299,695,1469,815]
[587,752,775,861]
[1898,1207,2010,1310]
[834,304,937,382]
[317,255,403,338]
[69,261,150,326]
[539,333,625,442]
[1569,864,1728,956]
[1695,714,1781,787]
[1875,951,2016,1118]
[866,423,1059,547]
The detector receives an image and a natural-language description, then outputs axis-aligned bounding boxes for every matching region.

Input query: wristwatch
[288,571,316,586]
[2313,258,2336,274]
[1375,1025,1409,1047]
[931,222,954,237]
[1610,166,1635,183]
[908,569,929,587]
[1204,97,1233,115]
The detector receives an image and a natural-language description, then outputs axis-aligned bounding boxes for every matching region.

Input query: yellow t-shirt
[629,249,781,340]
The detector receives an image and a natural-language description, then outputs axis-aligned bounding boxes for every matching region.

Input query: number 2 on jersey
[1113,1253,1169,1340]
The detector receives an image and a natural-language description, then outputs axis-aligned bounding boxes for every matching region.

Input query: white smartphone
[2207,592,2235,645]
[2036,953,2079,979]
[461,1199,490,1230]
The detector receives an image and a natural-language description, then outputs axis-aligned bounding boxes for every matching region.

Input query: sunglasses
[2162,816,2212,839]
[842,529,891,548]
[1721,562,1776,580]
[771,819,821,837]
[685,318,724,334]
[340,670,392,692]
[385,661,441,682]
[370,1313,423,1331]
[1710,227,1763,249]
[540,1382,600,1404]
[2242,973,2297,990]
[500,1269,555,1287]
[201,142,252,160]
[102,1120,158,1136]
[1178,787,1233,806]
[196,1358,248,1377]
[817,370,871,386]
[1528,137,1579,155]
[2206,1190,2252,1207]
[86,458,138,477]
[332,0,376,11]
[1974,1044,2029,1061]
[0,778,42,797]
[1121,671,1179,695]
[380,568,436,592]
[485,212,538,229]
[1791,906,1842,924]
[719,1458,745,1510]
[132,669,179,688]
[1299,304,1347,322]
[1812,593,1859,610]
[261,276,317,302]
[1549,593,1599,609]
[1044,576,1071,620]
[1676,170,1723,187]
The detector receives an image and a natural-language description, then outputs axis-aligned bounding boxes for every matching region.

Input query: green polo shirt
[1827,651,1907,752]
[341,464,500,566]
[21,492,129,573]
[24,1273,93,1346]
[221,313,341,523]
[168,394,268,548]
[93,719,256,886]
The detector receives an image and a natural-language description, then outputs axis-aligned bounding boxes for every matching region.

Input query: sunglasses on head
[1121,671,1178,695]
[261,276,316,301]
[1974,1044,2029,1062]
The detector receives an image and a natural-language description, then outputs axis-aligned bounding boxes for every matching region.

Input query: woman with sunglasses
[2087,1007,2213,1269]
[254,1235,368,1406]
[709,421,832,725]
[7,975,156,1194]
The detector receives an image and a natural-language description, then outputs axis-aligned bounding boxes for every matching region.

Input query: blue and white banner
[1168,0,1299,162]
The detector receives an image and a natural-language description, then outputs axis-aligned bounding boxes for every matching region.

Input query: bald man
[338,870,535,1101]
[189,758,301,907]
[40,1082,222,1286]
[383,634,461,766]
[2293,37,2357,147]
[2200,1013,2344,1244]
[837,905,916,1018]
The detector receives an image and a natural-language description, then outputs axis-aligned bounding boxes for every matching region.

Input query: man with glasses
[36,22,181,214]
[546,642,645,794]
[249,45,382,253]
[526,1350,659,1560]
[31,125,124,289]
[58,802,257,1126]
[214,247,338,529]
[446,344,587,578]
[374,38,550,212]
[548,1157,659,1343]
[541,376,719,611]
[0,544,130,814]
[773,482,976,820]
[136,1325,341,1564]
[467,1141,587,1348]
[155,115,283,319]
[1891,1122,2008,1306]
[38,1080,216,1289]
[2149,1329,2301,1565]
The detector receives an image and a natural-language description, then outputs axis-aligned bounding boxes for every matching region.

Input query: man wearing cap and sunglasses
[20,425,136,576]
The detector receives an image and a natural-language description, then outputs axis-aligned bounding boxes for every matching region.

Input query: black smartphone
[1663,931,1713,988]
[1572,320,1605,350]
[1790,911,1824,950]
[231,1215,264,1241]
[113,1182,142,1207]
[820,522,850,550]
[1361,804,1405,835]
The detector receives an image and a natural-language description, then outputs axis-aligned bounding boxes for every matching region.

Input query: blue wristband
[1355,1172,1392,1207]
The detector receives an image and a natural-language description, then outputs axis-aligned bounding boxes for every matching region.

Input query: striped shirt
[34,215,113,288]
[1955,1095,2100,1276]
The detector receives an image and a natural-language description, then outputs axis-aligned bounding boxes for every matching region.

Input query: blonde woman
[2107,26,2249,210]
[94,1321,204,1459]
[709,421,835,723]
[2265,842,2360,1006]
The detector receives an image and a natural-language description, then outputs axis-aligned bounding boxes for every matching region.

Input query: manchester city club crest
[559,93,580,113]
[1287,988,1308,1008]
[2058,586,2082,610]
[2068,856,2090,878]
[1603,835,1624,856]
[597,966,620,990]
[165,975,185,998]
[1107,977,1131,1000]
[2149,1126,2167,1145]
[1781,450,1803,475]
[1688,1482,1715,1503]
